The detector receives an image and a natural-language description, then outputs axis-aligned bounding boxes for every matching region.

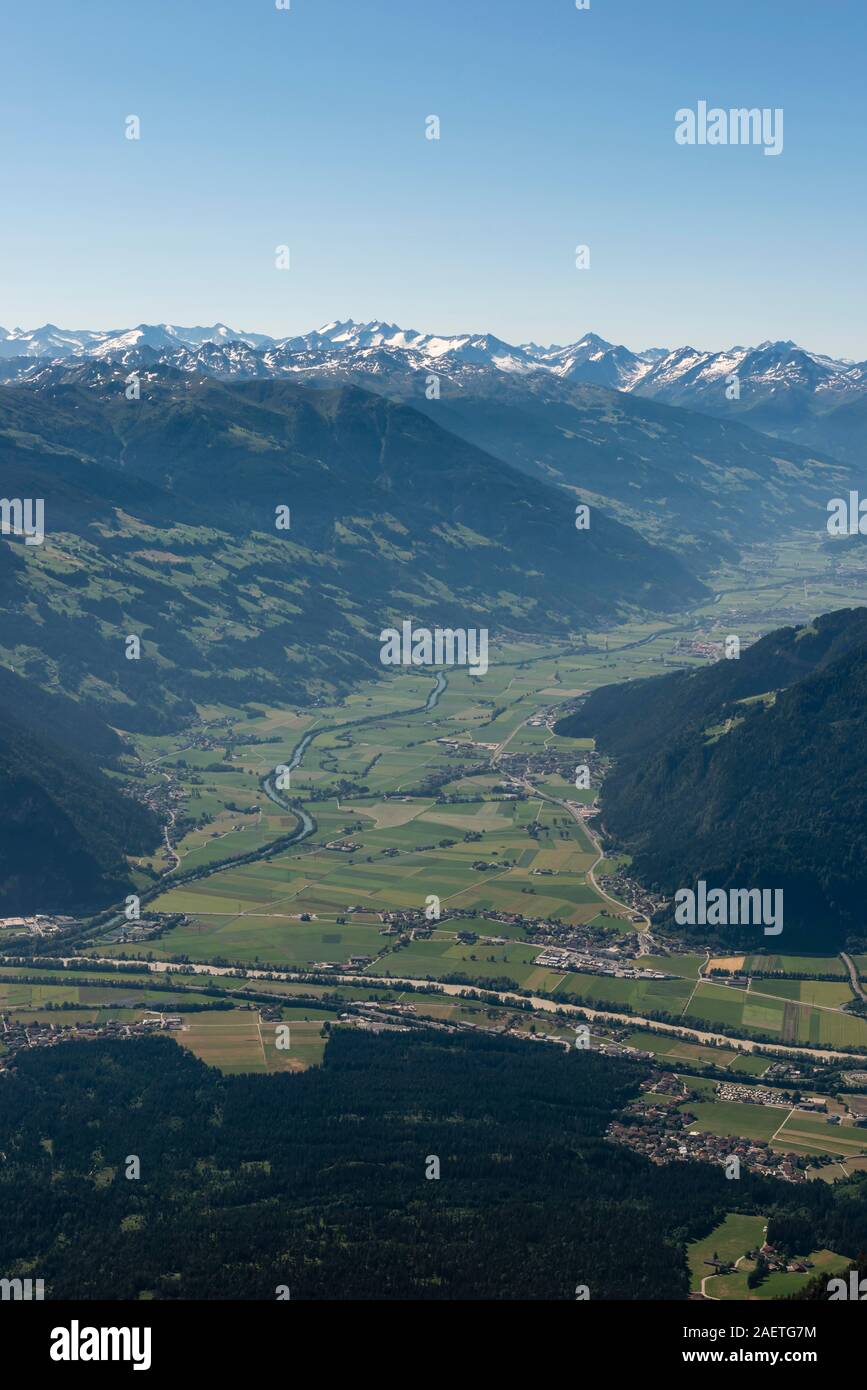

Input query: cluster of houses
[133,773,185,837]
[607,1103,809,1183]
[594,864,665,922]
[0,1011,183,1072]
[498,744,599,785]
[756,1243,813,1275]
[607,1075,812,1182]
[703,1244,813,1279]
[672,638,725,660]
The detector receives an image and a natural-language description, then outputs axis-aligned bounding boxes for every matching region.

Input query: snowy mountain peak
[0,321,862,432]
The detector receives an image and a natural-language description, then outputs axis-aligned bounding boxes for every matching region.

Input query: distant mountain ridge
[2,317,860,381]
[3,352,851,583]
[3,317,862,462]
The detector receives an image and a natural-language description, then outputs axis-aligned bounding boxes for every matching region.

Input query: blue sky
[1,0,865,356]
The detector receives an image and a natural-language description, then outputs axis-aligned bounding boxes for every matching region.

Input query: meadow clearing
[687,1213,850,1299]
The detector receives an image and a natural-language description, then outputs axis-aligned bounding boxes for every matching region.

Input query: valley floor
[4,535,867,1296]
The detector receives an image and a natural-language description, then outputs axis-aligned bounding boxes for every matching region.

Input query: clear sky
[1,0,865,357]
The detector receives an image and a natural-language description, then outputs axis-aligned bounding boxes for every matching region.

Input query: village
[606,1066,867,1185]
[594,863,667,924]
[0,1010,183,1074]
[606,1075,811,1183]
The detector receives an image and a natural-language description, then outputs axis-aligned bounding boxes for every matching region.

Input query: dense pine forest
[1,1030,866,1300]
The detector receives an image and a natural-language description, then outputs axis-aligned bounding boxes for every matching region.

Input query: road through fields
[61,956,867,1066]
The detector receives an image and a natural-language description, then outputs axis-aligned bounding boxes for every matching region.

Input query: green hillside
[0,371,705,734]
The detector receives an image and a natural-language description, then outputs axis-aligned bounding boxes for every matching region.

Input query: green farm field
[680,1100,785,1143]
[77,550,867,1066]
[97,681,610,969]
[772,1111,867,1161]
[175,1006,338,1075]
[685,981,867,1050]
[687,1213,767,1292]
[621,1029,771,1075]
[744,954,848,978]
[705,1249,850,1300]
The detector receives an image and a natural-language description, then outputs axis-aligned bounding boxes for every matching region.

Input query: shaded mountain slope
[0,679,159,914]
[556,607,867,950]
[555,607,867,759]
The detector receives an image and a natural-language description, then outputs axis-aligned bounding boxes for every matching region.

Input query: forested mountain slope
[0,370,704,732]
[556,608,867,950]
[0,680,158,913]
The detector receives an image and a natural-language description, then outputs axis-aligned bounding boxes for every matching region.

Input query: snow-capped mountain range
[2,319,865,460]
[0,317,862,388]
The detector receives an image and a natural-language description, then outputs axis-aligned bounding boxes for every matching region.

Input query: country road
[491,714,528,765]
[841,951,867,1003]
[519,773,651,928]
[63,956,867,1065]
[162,807,180,873]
